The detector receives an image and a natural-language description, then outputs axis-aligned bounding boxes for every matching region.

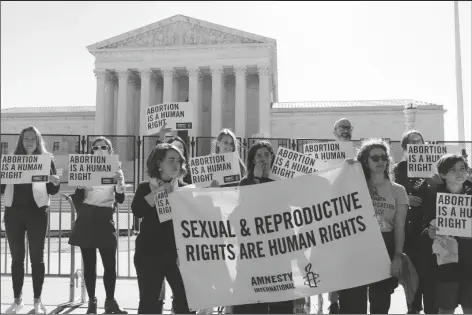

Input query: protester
[68,136,127,314]
[132,143,193,314]
[233,140,295,314]
[333,118,353,142]
[166,136,192,185]
[195,128,247,315]
[392,130,439,314]
[423,154,472,314]
[338,139,408,314]
[1,126,61,314]
[328,118,354,314]
[209,128,247,188]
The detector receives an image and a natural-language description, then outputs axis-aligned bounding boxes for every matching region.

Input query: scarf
[149,177,179,194]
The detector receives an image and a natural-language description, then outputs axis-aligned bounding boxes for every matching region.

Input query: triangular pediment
[87,14,275,51]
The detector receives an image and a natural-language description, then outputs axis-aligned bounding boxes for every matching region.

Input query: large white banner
[146,102,194,135]
[169,163,392,310]
[1,154,51,184]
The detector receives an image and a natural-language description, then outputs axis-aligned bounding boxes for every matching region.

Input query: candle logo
[303,263,320,288]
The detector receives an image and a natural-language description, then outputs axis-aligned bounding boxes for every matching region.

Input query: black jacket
[132,179,187,258]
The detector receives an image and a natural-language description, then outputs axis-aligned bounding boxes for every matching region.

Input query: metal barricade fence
[1,132,471,314]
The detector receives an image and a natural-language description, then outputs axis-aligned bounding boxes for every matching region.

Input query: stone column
[93,69,107,134]
[162,68,175,103]
[234,66,247,138]
[403,102,419,131]
[187,67,201,137]
[105,73,116,134]
[116,69,130,135]
[139,69,152,136]
[257,65,271,137]
[210,65,224,136]
[173,74,180,102]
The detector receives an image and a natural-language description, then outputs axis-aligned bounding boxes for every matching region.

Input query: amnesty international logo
[303,263,320,288]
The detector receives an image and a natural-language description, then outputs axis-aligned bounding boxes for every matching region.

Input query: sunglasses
[92,145,108,151]
[369,155,389,162]
[337,126,353,131]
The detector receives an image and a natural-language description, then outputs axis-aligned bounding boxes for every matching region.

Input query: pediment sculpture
[100,21,263,49]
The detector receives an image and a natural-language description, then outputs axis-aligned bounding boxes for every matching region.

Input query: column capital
[233,66,247,77]
[186,67,202,78]
[138,68,153,79]
[93,69,107,79]
[161,67,175,78]
[210,65,224,77]
[257,65,270,77]
[106,73,117,86]
[116,69,130,80]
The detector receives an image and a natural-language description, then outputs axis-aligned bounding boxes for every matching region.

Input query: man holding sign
[1,126,60,314]
[424,154,472,314]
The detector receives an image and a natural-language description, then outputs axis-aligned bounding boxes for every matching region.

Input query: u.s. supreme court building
[1,14,445,143]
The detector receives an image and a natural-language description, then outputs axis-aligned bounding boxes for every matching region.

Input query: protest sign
[269,147,327,181]
[155,190,172,223]
[190,152,241,187]
[146,102,194,135]
[1,154,51,184]
[436,193,472,238]
[407,144,447,178]
[68,154,120,186]
[303,141,356,169]
[169,163,392,310]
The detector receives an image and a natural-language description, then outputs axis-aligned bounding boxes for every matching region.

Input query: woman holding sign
[209,128,247,188]
[1,126,60,314]
[423,154,472,314]
[132,143,193,314]
[339,139,408,314]
[68,136,127,314]
[195,130,247,315]
[166,136,192,185]
[233,141,296,314]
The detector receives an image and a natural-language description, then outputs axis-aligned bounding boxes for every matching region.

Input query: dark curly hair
[246,141,275,179]
[401,130,425,151]
[356,138,393,180]
[146,143,187,180]
[437,154,469,178]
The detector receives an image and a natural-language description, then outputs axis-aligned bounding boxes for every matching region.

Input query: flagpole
[453,1,465,148]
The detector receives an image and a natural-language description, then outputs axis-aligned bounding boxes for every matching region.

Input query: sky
[1,1,471,141]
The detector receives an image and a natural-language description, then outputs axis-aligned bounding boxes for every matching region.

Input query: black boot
[86,297,97,314]
[104,299,127,314]
[328,302,339,314]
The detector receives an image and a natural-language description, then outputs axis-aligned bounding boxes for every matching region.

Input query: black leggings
[4,206,48,299]
[80,247,117,300]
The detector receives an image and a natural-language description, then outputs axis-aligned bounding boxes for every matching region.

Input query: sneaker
[86,297,97,314]
[104,299,127,314]
[4,301,24,314]
[34,300,47,314]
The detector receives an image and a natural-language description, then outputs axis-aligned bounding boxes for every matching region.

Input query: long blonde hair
[14,126,49,155]
[214,128,247,177]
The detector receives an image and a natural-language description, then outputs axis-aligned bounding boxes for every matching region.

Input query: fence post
[136,136,141,186]
[190,137,196,157]
[80,136,87,154]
